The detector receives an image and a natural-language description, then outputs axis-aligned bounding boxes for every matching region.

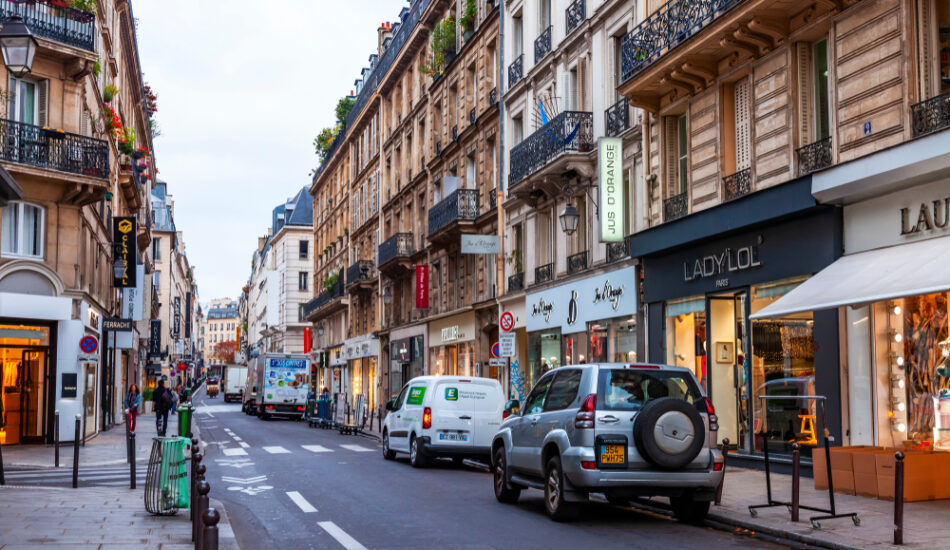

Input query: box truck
[254,354,309,420]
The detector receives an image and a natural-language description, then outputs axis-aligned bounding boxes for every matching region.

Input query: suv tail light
[422,407,432,429]
[265,404,275,411]
[296,405,304,412]
[701,397,718,431]
[574,394,596,429]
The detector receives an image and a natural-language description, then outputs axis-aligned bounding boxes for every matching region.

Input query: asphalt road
[191,387,790,550]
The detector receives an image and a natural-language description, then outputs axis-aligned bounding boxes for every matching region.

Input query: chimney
[257,237,266,251]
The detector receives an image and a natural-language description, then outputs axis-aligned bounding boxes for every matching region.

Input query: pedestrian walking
[153,380,173,436]
[171,384,181,414]
[125,384,141,432]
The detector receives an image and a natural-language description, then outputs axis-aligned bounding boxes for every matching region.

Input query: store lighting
[893,306,902,316]
[892,377,905,389]
[896,356,905,367]
[898,423,906,433]
[896,402,905,412]
[894,332,903,343]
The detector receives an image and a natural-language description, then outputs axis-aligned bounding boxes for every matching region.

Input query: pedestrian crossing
[213,442,377,457]
[2,465,146,487]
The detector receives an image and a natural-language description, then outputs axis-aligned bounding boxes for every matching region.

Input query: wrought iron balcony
[0,118,108,178]
[535,26,553,64]
[508,54,524,87]
[535,263,554,285]
[621,0,746,84]
[0,0,96,52]
[663,191,688,222]
[428,188,479,235]
[489,87,498,106]
[378,232,414,267]
[606,241,628,263]
[509,111,594,185]
[567,251,588,275]
[508,272,524,292]
[722,168,752,201]
[566,0,586,34]
[797,137,833,176]
[911,91,950,137]
[605,98,630,137]
[345,260,375,289]
[303,272,345,319]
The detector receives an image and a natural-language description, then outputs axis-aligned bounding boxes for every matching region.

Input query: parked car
[491,363,724,523]
[382,376,505,467]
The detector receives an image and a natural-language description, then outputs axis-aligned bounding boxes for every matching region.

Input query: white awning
[751,235,950,319]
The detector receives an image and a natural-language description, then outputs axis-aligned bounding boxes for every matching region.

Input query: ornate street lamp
[0,16,38,78]
[382,287,393,305]
[559,202,580,235]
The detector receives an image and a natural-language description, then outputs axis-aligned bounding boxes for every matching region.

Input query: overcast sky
[134,0,403,302]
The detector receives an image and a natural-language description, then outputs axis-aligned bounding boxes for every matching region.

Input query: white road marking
[222,475,267,485]
[239,442,250,448]
[263,446,290,454]
[287,491,318,513]
[215,458,255,469]
[318,521,367,550]
[232,436,242,441]
[222,448,247,456]
[301,445,332,453]
[228,485,272,495]
[340,444,373,453]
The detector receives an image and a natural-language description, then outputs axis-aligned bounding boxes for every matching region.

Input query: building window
[299,240,309,259]
[299,272,308,291]
[152,237,161,261]
[8,78,46,125]
[677,115,688,193]
[812,40,830,140]
[665,115,689,196]
[1,201,44,258]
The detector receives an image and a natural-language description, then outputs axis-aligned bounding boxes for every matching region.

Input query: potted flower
[460,0,477,41]
[118,127,135,169]
[41,126,65,139]
[103,84,118,103]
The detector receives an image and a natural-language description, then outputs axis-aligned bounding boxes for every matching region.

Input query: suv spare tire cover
[633,397,705,470]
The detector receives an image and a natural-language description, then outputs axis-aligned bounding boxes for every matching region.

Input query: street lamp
[317,323,325,337]
[0,16,38,78]
[382,287,393,305]
[559,202,580,235]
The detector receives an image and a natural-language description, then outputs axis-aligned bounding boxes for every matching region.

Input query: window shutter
[734,78,751,171]
[664,117,678,196]
[38,80,49,127]
[577,57,588,112]
[797,43,812,145]
[7,77,14,119]
[81,108,89,136]
[917,0,934,100]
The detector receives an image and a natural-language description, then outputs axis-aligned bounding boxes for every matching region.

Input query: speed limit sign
[499,311,515,332]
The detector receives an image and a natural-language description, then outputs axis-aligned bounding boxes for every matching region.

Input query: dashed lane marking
[318,521,367,550]
[340,444,373,453]
[287,491,318,513]
[263,446,291,454]
[239,442,250,448]
[301,445,332,453]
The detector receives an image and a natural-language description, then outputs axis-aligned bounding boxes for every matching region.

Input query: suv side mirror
[504,399,520,417]
[385,398,397,412]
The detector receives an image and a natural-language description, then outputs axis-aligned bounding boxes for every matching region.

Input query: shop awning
[751,235,950,319]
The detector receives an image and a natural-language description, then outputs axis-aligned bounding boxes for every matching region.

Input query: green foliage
[71,0,96,14]
[102,84,118,103]
[92,58,101,78]
[142,387,153,403]
[117,127,135,155]
[323,271,340,294]
[505,250,523,273]
[459,0,477,30]
[335,97,355,126]
[313,126,338,163]
[421,18,457,76]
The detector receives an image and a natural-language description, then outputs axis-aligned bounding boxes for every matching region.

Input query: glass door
[20,350,47,441]
[708,290,751,452]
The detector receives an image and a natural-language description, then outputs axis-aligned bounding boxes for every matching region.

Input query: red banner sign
[303,327,312,354]
[415,265,429,309]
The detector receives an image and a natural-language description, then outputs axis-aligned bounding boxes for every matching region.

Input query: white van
[381,376,504,467]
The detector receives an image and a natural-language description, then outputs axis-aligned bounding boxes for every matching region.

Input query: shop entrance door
[1,347,50,444]
[708,291,751,452]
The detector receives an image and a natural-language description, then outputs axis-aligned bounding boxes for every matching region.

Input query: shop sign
[899,196,950,237]
[499,332,516,357]
[461,234,501,254]
[148,320,161,356]
[598,137,624,243]
[112,217,137,288]
[103,317,133,331]
[683,245,762,287]
[416,265,429,309]
[303,327,312,354]
[184,291,192,338]
[525,266,637,332]
[441,326,459,342]
[340,335,379,360]
[61,373,78,398]
[172,297,181,338]
[87,309,99,330]
[121,264,146,321]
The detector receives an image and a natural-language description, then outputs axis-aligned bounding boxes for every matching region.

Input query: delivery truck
[254,353,310,420]
[223,365,248,403]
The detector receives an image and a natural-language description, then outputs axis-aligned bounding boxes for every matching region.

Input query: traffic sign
[500,311,515,332]
[499,332,515,357]
[79,335,98,354]
[489,358,507,367]
[491,342,501,358]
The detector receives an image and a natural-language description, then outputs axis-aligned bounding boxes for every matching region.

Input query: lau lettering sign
[415,265,429,309]
[900,196,950,237]
[525,266,638,333]
[599,137,624,242]
[461,234,501,254]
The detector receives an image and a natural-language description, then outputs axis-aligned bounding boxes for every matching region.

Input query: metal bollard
[190,439,199,522]
[202,507,220,550]
[129,430,136,489]
[72,414,81,488]
[125,409,131,465]
[715,437,729,505]
[791,443,801,522]
[54,411,59,468]
[894,451,905,545]
[197,479,210,550]
[193,463,206,544]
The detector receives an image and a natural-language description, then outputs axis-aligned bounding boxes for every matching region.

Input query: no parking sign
[79,335,98,354]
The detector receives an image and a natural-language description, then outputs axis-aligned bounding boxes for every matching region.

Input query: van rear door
[467,379,503,451]
[431,379,477,449]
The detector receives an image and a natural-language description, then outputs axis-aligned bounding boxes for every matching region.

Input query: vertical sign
[121,264,145,321]
[185,292,192,338]
[415,265,429,309]
[112,217,137,287]
[172,297,181,338]
[303,327,312,354]
[598,137,624,243]
[149,319,161,356]
[236,325,242,352]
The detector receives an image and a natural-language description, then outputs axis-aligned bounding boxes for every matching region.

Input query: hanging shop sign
[416,265,429,309]
[172,297,181,338]
[148,320,162,356]
[526,266,637,332]
[461,234,502,254]
[185,292,192,339]
[303,327,312,354]
[112,217,137,288]
[598,137,624,243]
[121,264,146,321]
[103,317,133,332]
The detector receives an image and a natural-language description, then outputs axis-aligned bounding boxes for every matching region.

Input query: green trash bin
[177,404,193,437]
[144,436,190,515]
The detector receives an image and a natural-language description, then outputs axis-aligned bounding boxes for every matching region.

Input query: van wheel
[382,432,396,460]
[544,456,579,521]
[409,436,428,468]
[493,447,520,504]
[671,494,710,525]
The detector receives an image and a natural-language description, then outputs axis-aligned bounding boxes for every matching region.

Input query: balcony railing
[508,54,524,87]
[722,168,752,201]
[508,272,524,292]
[535,26,553,64]
[489,188,497,210]
[0,118,108,178]
[606,241,628,263]
[797,137,833,176]
[452,125,458,141]
[0,0,96,52]
[664,191,688,222]
[345,260,375,288]
[428,188,479,235]
[621,0,746,84]
[535,263,554,285]
[378,232,414,266]
[567,251,588,275]
[605,98,630,137]
[509,111,594,185]
[566,0,586,34]
[303,271,345,318]
[489,87,498,106]
[911,91,950,137]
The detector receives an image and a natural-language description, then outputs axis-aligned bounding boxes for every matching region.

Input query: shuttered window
[664,116,678,196]
[9,78,47,125]
[812,40,830,140]
[677,115,688,193]
[734,79,751,171]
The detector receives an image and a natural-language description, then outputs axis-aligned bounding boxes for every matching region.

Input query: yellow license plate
[600,443,626,465]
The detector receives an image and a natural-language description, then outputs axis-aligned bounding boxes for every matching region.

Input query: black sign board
[185,292,192,338]
[112,217,137,288]
[61,373,78,398]
[149,319,161,355]
[103,317,133,331]
[393,338,412,362]
[172,297,181,338]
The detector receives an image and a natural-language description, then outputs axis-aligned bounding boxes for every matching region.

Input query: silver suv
[491,363,724,523]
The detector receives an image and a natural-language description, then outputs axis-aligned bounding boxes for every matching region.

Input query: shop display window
[527,331,561,391]
[563,332,589,365]
[665,297,706,384]
[428,343,473,377]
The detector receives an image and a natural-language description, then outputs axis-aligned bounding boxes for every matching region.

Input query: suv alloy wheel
[544,456,579,521]
[493,447,520,503]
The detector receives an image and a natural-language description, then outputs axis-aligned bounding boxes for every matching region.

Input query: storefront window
[665,297,706,384]
[587,316,638,364]
[429,343,474,376]
[562,332,588,365]
[527,330,560,391]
